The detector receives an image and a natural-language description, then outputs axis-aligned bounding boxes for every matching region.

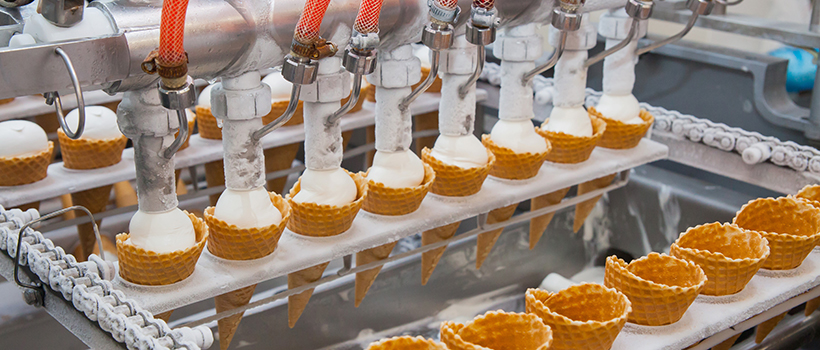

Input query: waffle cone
[154,311,174,322]
[414,112,439,155]
[204,193,291,260]
[589,107,654,150]
[604,253,706,326]
[529,188,570,250]
[755,312,787,343]
[263,100,304,126]
[72,185,113,259]
[365,336,447,350]
[482,135,551,180]
[196,106,222,140]
[176,117,196,151]
[476,204,518,269]
[796,185,820,209]
[413,66,442,93]
[116,212,208,285]
[440,310,553,350]
[58,130,127,170]
[525,284,631,350]
[362,163,435,216]
[264,143,301,194]
[355,241,398,307]
[205,160,225,206]
[342,130,354,151]
[114,181,138,208]
[670,222,769,295]
[421,221,460,285]
[733,197,820,270]
[806,296,820,316]
[0,97,14,105]
[712,333,742,350]
[574,174,617,233]
[0,142,54,186]
[536,115,606,164]
[288,262,330,328]
[215,285,256,350]
[364,83,377,103]
[286,171,368,237]
[421,147,495,197]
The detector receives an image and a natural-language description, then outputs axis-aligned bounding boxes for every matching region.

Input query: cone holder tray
[111,139,667,318]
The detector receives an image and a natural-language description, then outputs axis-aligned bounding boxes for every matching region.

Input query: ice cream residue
[66,105,123,140]
[126,208,197,254]
[489,120,548,154]
[197,85,213,108]
[214,187,282,228]
[430,134,489,169]
[292,168,358,206]
[596,94,644,124]
[367,149,425,188]
[544,106,593,137]
[0,120,49,158]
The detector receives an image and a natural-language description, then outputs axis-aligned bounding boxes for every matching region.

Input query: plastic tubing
[158,0,190,66]
[354,0,386,34]
[294,0,333,45]
[473,0,494,9]
[437,0,458,9]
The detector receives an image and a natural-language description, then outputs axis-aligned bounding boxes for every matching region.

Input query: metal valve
[39,0,84,27]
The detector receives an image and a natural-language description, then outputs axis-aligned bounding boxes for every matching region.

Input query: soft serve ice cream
[430,134,489,169]
[490,120,549,154]
[262,73,294,102]
[595,94,644,124]
[66,106,123,140]
[292,168,357,206]
[214,187,282,228]
[0,120,49,157]
[127,208,197,253]
[544,106,593,137]
[367,149,425,188]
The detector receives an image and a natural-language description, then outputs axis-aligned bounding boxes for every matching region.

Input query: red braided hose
[473,0,494,9]
[354,0,385,34]
[158,0,189,66]
[436,0,458,9]
[294,0,333,45]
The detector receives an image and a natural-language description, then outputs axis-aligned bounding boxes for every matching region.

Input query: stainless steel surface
[163,109,190,159]
[625,0,653,20]
[282,55,319,85]
[421,22,455,51]
[734,312,820,350]
[327,70,364,126]
[585,19,637,67]
[39,0,84,27]
[551,6,582,32]
[465,22,496,46]
[158,77,197,111]
[400,34,443,110]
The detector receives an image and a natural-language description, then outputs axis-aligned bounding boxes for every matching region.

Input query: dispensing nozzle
[521,0,585,85]
[635,0,714,55]
[584,0,654,67]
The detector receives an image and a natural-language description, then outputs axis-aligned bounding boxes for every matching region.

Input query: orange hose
[354,0,385,34]
[158,0,189,66]
[473,0,494,9]
[437,0,458,9]
[294,0,333,45]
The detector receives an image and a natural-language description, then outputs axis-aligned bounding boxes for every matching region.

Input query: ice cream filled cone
[361,163,435,216]
[525,284,631,350]
[573,174,617,233]
[58,129,127,170]
[421,221,461,285]
[536,114,606,164]
[204,192,291,260]
[0,141,53,186]
[286,171,368,237]
[215,285,255,350]
[481,135,551,180]
[604,253,706,326]
[365,336,447,350]
[288,261,330,328]
[440,310,553,350]
[355,241,398,307]
[588,107,654,150]
[733,197,820,270]
[670,222,769,296]
[756,312,787,343]
[476,204,518,269]
[196,106,222,140]
[116,212,208,285]
[421,147,496,197]
[528,187,570,250]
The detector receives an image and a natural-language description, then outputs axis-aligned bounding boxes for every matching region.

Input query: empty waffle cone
[733,197,820,270]
[806,297,820,316]
[413,66,443,93]
[71,185,113,259]
[536,114,606,164]
[365,336,447,350]
[481,135,551,180]
[670,222,769,295]
[421,147,496,197]
[712,333,742,350]
[288,262,330,328]
[796,184,820,209]
[755,312,787,343]
[0,142,54,186]
[196,106,222,140]
[361,163,435,216]
[440,310,553,350]
[286,171,368,237]
[355,241,398,307]
[476,204,518,269]
[421,221,460,285]
[204,160,225,206]
[573,174,617,233]
[58,130,127,170]
[588,107,654,150]
[528,187,571,250]
[525,284,631,350]
[215,285,256,350]
[605,253,706,326]
[205,192,291,260]
[116,212,208,286]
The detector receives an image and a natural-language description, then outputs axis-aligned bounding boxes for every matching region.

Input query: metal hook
[326,71,363,127]
[45,47,86,140]
[400,49,440,111]
[584,19,639,67]
[252,84,302,141]
[162,109,190,159]
[13,206,106,293]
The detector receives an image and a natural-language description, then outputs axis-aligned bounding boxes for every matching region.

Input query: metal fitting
[428,0,460,24]
[282,55,318,85]
[210,81,272,121]
[625,0,654,20]
[342,48,378,76]
[421,22,455,51]
[158,76,197,110]
[469,5,498,28]
[39,0,84,27]
[350,31,380,51]
[0,0,33,8]
[687,0,715,16]
[466,22,496,46]
[551,7,582,32]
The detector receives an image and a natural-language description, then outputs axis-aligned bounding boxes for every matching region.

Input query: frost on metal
[0,206,212,350]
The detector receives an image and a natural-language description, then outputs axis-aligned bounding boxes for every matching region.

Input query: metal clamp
[158,76,196,159]
[459,23,496,99]
[326,48,377,127]
[253,55,317,141]
[427,0,460,24]
[636,0,713,55]
[14,206,105,306]
[45,47,85,140]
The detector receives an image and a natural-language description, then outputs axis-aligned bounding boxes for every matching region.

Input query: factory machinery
[0,0,819,349]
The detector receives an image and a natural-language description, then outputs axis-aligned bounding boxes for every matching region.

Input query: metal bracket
[45,47,85,140]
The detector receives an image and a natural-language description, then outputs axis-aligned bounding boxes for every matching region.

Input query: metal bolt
[22,288,43,307]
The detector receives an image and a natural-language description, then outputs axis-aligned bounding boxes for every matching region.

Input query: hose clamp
[551,7,582,32]
[687,0,715,16]
[421,22,455,51]
[158,76,197,110]
[465,22,496,46]
[342,48,378,76]
[428,0,460,24]
[282,55,318,85]
[625,0,654,20]
[469,6,498,28]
